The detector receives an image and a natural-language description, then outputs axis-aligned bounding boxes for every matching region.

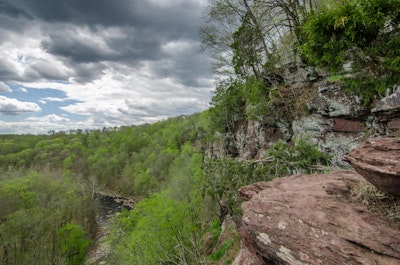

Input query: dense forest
[0,112,330,264]
[1,0,399,264]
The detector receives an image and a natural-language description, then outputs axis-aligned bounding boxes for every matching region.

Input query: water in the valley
[86,193,132,264]
[97,193,125,223]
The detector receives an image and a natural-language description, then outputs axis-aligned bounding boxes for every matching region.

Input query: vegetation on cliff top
[206,0,400,133]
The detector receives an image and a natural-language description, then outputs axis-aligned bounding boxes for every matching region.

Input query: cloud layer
[0,0,213,134]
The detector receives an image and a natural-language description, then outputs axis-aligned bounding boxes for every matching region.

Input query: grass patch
[351,181,400,225]
[327,74,346,82]
[208,217,222,247]
[209,239,233,261]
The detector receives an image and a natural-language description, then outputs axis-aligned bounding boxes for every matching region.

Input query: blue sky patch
[1,82,85,122]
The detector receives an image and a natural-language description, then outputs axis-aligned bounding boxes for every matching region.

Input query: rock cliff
[207,65,400,165]
[207,66,400,264]
[235,171,400,264]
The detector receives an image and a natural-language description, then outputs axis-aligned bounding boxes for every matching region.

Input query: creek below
[86,192,133,265]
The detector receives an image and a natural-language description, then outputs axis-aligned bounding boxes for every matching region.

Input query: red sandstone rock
[345,137,400,196]
[237,171,400,264]
[333,118,365,133]
[388,118,400,136]
[232,243,265,265]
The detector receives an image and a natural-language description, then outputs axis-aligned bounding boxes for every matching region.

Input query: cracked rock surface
[235,171,400,265]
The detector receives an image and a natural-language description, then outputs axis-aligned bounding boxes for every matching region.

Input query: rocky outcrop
[207,72,400,165]
[207,80,372,165]
[345,137,400,196]
[307,82,366,118]
[236,171,400,264]
[373,90,400,136]
[292,81,368,166]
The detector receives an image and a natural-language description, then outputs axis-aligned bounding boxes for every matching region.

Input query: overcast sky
[0,0,214,134]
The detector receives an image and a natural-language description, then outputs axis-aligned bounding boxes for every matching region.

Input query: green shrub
[57,224,91,265]
[204,138,331,220]
[209,239,233,261]
[266,138,331,177]
[209,78,246,133]
[109,191,204,265]
[301,0,400,103]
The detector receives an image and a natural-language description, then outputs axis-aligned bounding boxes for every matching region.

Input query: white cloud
[0,27,74,82]
[0,95,41,115]
[41,97,67,102]
[0,82,11,92]
[26,114,70,123]
[0,118,84,135]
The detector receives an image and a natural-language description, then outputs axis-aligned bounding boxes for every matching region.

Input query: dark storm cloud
[41,29,117,63]
[41,26,162,65]
[0,0,214,134]
[68,62,108,83]
[0,0,132,25]
[0,61,17,80]
[0,0,33,20]
[152,42,213,87]
[2,0,201,37]
[0,0,210,87]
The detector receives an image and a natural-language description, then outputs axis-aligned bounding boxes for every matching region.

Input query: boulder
[344,137,400,196]
[373,90,400,136]
[237,171,400,264]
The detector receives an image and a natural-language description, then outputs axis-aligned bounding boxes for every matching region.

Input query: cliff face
[207,65,400,165]
[206,66,400,264]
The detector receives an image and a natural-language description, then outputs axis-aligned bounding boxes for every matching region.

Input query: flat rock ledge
[234,171,400,265]
[344,137,400,196]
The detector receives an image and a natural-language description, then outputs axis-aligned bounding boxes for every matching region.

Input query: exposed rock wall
[205,66,400,264]
[293,81,368,166]
[207,69,400,165]
[373,89,400,136]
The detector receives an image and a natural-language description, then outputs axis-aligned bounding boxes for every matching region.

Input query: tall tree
[200,0,319,77]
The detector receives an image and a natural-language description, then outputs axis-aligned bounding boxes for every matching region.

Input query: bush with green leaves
[266,138,331,177]
[108,191,204,265]
[240,76,272,121]
[57,224,91,265]
[301,0,400,103]
[209,78,246,133]
[210,76,274,134]
[204,138,331,220]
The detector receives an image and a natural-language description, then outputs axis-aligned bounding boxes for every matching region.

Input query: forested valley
[1,0,399,264]
[0,110,332,264]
